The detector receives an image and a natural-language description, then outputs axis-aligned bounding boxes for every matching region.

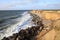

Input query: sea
[0,10,35,40]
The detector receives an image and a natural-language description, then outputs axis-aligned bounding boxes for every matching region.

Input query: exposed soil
[31,10,60,40]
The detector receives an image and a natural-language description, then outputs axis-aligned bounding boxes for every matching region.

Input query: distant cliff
[31,10,60,20]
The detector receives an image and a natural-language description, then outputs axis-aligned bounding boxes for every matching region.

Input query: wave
[0,14,22,24]
[0,11,35,40]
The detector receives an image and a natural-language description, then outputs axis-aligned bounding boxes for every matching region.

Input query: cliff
[31,10,60,20]
[31,10,60,40]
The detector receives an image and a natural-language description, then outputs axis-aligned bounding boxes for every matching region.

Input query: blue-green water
[0,10,27,30]
[0,10,28,19]
[0,10,35,40]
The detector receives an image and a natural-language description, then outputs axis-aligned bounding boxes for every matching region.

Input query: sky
[0,0,60,10]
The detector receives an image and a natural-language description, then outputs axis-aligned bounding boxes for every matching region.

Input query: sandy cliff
[31,10,60,40]
[31,10,60,20]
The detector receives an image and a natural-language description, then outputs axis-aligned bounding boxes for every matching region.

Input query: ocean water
[0,10,35,40]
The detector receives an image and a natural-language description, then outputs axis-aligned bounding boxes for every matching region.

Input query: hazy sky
[0,0,60,10]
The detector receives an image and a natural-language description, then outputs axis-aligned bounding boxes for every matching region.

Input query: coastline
[1,10,60,40]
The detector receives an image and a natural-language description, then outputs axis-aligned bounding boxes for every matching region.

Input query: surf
[0,11,35,40]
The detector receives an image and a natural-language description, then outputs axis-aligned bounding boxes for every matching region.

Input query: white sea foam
[0,11,35,40]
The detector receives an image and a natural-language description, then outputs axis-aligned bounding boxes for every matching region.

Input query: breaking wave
[0,11,35,40]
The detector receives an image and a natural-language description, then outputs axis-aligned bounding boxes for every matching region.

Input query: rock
[2,37,9,40]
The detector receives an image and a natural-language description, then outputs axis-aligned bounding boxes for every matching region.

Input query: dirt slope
[31,10,60,40]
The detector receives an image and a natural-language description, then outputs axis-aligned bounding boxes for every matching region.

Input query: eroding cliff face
[31,10,60,40]
[31,10,60,20]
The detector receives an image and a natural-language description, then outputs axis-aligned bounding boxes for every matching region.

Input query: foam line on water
[4,12,32,36]
[0,11,34,40]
